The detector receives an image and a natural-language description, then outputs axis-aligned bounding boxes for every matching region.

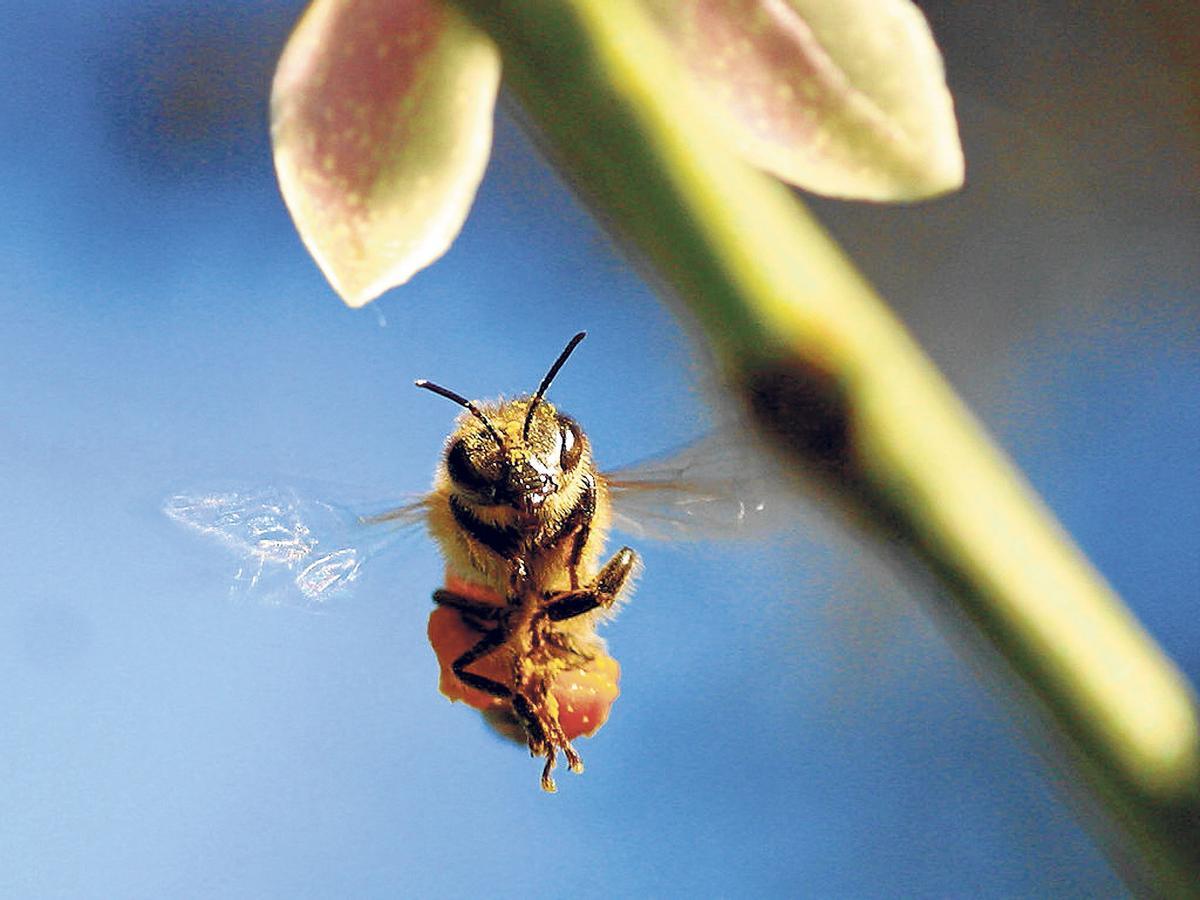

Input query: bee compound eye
[446,438,493,494]
[558,417,583,471]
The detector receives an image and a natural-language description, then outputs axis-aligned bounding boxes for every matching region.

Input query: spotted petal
[271,0,500,306]
[648,0,964,201]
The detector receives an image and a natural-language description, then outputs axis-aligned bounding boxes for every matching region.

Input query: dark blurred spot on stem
[743,357,854,476]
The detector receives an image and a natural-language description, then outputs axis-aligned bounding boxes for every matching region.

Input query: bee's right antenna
[415,379,505,448]
[523,331,587,439]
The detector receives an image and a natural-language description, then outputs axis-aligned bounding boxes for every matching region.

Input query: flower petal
[271,0,500,306]
[647,0,964,201]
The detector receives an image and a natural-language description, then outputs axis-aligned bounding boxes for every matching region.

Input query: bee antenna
[523,331,586,439]
[415,379,504,447]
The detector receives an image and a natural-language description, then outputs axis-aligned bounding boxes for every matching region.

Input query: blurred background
[1,1,1196,896]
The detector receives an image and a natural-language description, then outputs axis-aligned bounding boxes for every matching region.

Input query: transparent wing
[163,485,430,608]
[604,432,792,542]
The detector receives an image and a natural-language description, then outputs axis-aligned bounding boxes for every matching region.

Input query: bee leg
[453,623,571,793]
[432,589,504,621]
[566,522,589,590]
[544,547,639,622]
[537,736,584,792]
[511,692,557,791]
[512,673,585,791]
[536,742,582,792]
[433,589,499,634]
[538,473,596,590]
[540,747,559,793]
[450,625,514,699]
[511,692,547,746]
[514,691,571,793]
[557,733,584,775]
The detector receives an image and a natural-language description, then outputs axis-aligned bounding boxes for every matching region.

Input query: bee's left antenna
[415,379,505,448]
[523,331,586,439]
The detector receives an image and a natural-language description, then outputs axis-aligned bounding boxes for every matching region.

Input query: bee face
[444,399,589,516]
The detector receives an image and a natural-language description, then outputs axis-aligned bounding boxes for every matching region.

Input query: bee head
[417,332,589,517]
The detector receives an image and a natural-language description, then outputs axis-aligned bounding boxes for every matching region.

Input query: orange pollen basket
[427,571,621,741]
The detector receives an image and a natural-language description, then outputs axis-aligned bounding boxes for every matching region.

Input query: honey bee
[165,332,778,792]
[394,332,639,790]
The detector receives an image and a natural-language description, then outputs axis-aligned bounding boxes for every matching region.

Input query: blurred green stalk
[449,0,1200,889]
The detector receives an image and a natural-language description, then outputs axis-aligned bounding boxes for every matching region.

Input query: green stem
[449,0,1200,889]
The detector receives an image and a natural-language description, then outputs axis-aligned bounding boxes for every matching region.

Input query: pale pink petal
[648,0,964,201]
[271,0,500,306]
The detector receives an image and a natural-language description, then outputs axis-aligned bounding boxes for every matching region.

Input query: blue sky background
[1,2,1196,897]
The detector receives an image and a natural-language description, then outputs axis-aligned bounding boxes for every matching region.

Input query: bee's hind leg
[449,624,513,699]
[543,547,639,622]
[433,588,505,620]
[521,546,635,790]
[512,685,582,792]
[433,588,505,633]
[510,692,559,791]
